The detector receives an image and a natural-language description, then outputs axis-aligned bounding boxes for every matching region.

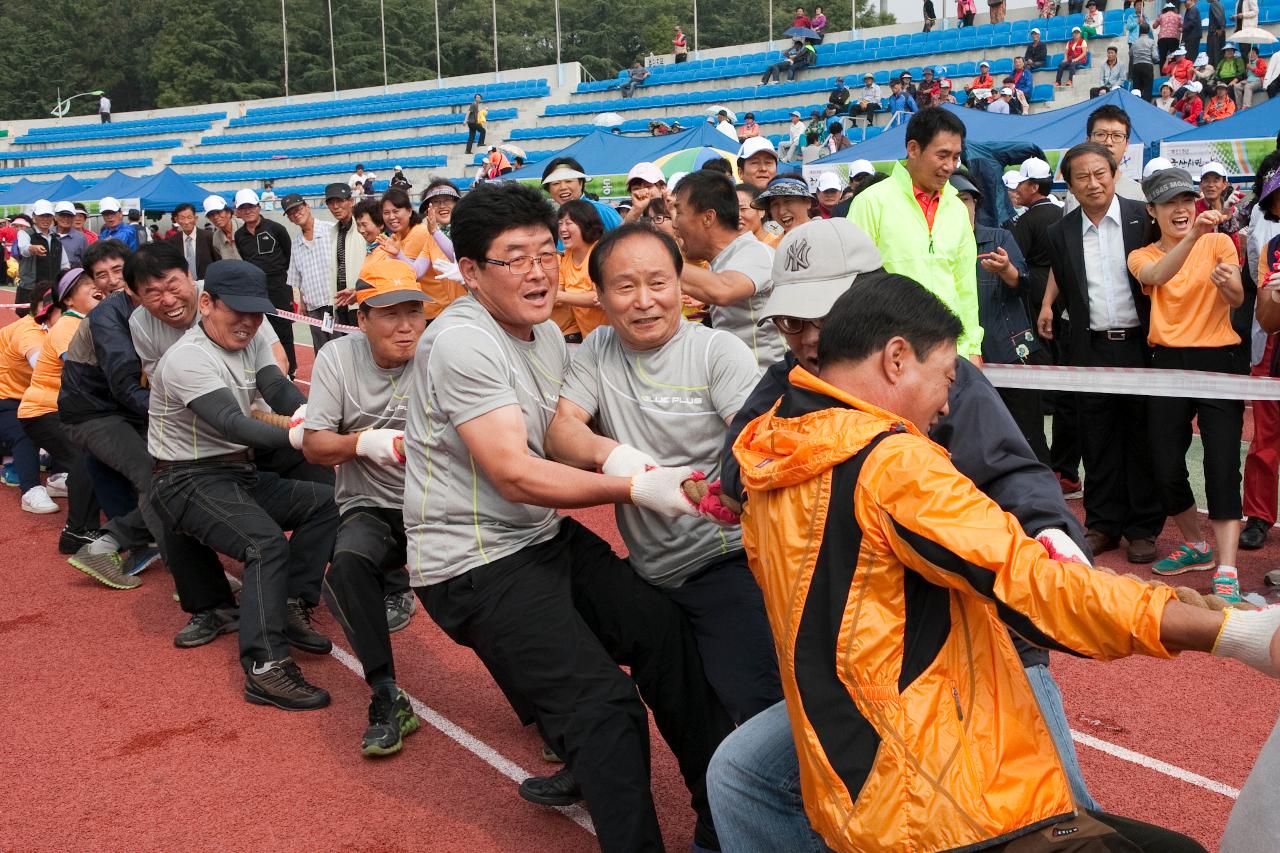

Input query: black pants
[465,121,485,153]
[664,551,782,726]
[1075,335,1165,540]
[19,412,100,532]
[1048,318,1082,481]
[1132,62,1154,101]
[86,454,137,520]
[1207,28,1226,65]
[152,461,337,670]
[322,506,411,686]
[992,810,1205,852]
[304,306,342,352]
[264,278,297,378]
[0,398,39,492]
[1148,345,1245,520]
[417,518,731,853]
[100,112,110,123]
[1000,386,1053,467]
[675,52,688,62]
[62,416,162,550]
[1158,37,1180,67]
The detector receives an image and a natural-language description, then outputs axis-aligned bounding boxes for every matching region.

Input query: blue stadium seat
[1030,83,1055,103]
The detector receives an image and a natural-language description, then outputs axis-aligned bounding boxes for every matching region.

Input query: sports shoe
[385,590,416,634]
[1239,517,1270,551]
[174,606,240,648]
[124,547,162,576]
[518,767,582,806]
[1211,574,1243,604]
[68,544,141,589]
[58,526,104,555]
[21,485,59,514]
[1057,474,1083,500]
[244,657,330,711]
[173,573,242,603]
[361,687,421,757]
[285,598,332,654]
[44,472,68,498]
[1152,543,1216,576]
[2,462,19,487]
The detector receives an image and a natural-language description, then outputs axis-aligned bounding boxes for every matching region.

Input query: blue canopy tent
[504,125,750,183]
[130,168,214,212]
[0,178,54,207]
[44,175,89,202]
[72,170,147,202]
[1161,96,1280,143]
[1158,97,1280,178]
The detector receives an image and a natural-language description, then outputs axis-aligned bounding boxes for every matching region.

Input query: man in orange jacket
[728,272,1280,853]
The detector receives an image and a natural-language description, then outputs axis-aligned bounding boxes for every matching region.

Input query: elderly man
[97,196,138,250]
[324,182,366,322]
[203,195,240,261]
[164,202,219,280]
[281,193,340,351]
[778,112,806,163]
[233,188,296,379]
[147,260,337,710]
[619,60,651,98]
[673,170,787,370]
[544,222,781,726]
[14,200,64,314]
[52,202,87,269]
[848,73,883,119]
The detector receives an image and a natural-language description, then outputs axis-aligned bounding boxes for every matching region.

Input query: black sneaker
[385,590,416,634]
[1240,517,1270,551]
[362,687,421,757]
[59,526,104,555]
[174,606,239,648]
[518,767,582,806]
[285,598,332,654]
[244,657,330,711]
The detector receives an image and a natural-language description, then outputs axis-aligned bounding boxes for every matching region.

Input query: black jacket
[58,289,148,426]
[1024,41,1048,66]
[235,218,292,281]
[1011,197,1063,311]
[976,224,1040,365]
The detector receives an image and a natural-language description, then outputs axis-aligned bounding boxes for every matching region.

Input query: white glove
[602,443,658,478]
[433,258,464,283]
[630,466,700,519]
[288,423,305,450]
[1035,528,1092,566]
[356,429,407,465]
[1212,607,1280,677]
[290,403,307,426]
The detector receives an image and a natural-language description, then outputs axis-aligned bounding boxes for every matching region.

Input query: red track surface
[2,337,1280,852]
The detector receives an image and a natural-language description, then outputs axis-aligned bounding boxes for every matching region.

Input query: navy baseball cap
[203,260,276,314]
[324,182,352,201]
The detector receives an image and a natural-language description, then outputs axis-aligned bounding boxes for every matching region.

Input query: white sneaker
[21,485,59,514]
[45,472,68,498]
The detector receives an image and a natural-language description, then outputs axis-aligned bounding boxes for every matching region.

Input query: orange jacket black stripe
[733,366,1175,853]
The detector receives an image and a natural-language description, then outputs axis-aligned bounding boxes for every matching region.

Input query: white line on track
[327,644,597,835]
[1070,729,1241,799]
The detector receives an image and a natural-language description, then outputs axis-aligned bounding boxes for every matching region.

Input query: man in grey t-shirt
[546,224,782,726]
[148,260,338,713]
[402,183,733,850]
[672,169,786,370]
[301,259,427,757]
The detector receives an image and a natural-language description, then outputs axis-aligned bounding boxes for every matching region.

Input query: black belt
[1089,328,1142,342]
[154,450,254,472]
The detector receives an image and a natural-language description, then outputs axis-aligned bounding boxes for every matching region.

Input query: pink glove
[684,472,741,526]
[1036,528,1091,566]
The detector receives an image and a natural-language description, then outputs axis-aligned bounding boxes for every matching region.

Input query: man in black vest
[1037,142,1164,564]
[233,189,295,379]
[15,200,63,317]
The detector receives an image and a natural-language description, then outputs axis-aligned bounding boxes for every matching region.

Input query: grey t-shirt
[559,321,758,588]
[148,323,277,461]
[130,281,279,377]
[305,332,411,514]
[708,231,786,371]
[403,295,567,586]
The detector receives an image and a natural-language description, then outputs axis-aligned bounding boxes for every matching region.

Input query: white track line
[327,644,597,835]
[1070,729,1241,799]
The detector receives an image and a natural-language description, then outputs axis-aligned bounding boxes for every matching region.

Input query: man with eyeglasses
[403,181,735,852]
[1065,105,1145,213]
[233,188,296,379]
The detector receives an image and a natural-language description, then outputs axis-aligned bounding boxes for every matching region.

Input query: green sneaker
[1211,574,1243,603]
[68,545,140,590]
[361,688,420,757]
[1151,543,1216,576]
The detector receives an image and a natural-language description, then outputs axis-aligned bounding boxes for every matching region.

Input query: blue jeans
[707,665,1098,852]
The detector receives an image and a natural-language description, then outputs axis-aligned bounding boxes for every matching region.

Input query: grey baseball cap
[759,218,883,323]
[1142,167,1196,204]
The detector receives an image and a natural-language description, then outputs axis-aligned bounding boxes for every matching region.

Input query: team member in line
[303,258,427,754]
[546,222,782,725]
[0,292,60,516]
[403,182,732,852]
[148,260,337,711]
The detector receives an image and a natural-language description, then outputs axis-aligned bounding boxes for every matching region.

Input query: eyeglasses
[773,316,824,335]
[480,251,561,276]
[1090,130,1130,143]
[646,214,669,224]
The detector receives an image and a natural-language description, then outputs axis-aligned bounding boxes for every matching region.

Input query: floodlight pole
[50,88,105,119]
[327,0,338,96]
[281,0,291,101]
[380,0,388,91]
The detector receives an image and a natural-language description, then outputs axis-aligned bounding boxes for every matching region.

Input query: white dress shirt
[286,220,337,310]
[1081,195,1141,331]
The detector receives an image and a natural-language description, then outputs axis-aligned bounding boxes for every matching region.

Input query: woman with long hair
[378,187,464,321]
[554,200,608,341]
[736,183,781,248]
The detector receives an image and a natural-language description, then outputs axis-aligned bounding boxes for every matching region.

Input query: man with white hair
[52,202,87,269]
[777,112,806,163]
[97,197,138,250]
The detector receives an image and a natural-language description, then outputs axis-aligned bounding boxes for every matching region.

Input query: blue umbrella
[783,26,820,40]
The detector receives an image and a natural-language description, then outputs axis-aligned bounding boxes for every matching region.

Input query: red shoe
[1057,474,1083,500]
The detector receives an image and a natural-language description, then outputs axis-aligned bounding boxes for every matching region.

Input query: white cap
[98,196,122,213]
[394,164,403,171]
[1194,52,1209,67]
[1142,156,1174,178]
[626,161,666,186]
[738,136,778,161]
[790,110,801,118]
[667,171,689,192]
[31,199,54,217]
[1224,42,1237,51]
[816,172,843,192]
[1172,46,1187,56]
[540,164,588,184]
[1111,84,1123,91]
[1199,161,1229,179]
[979,60,990,68]
[1002,171,1023,190]
[1186,80,1203,93]
[848,159,875,178]
[1132,89,1143,98]
[1072,25,1082,31]
[1031,26,1041,34]
[1019,157,1052,181]
[234,188,260,208]
[53,200,75,215]
[202,194,228,214]
[1000,87,1013,96]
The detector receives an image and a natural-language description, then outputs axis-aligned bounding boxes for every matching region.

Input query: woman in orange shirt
[376,188,465,322]
[736,183,782,248]
[0,293,60,510]
[18,269,103,529]
[554,199,607,342]
[1127,167,1244,599]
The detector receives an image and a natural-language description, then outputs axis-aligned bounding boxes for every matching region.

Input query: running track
[2,335,1280,851]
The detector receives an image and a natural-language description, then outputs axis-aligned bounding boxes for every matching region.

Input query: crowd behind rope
[5,101,1280,852]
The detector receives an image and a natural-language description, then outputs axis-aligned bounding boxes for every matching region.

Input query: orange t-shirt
[413,227,467,321]
[1127,233,1241,349]
[560,246,607,339]
[0,316,49,401]
[756,229,782,249]
[18,313,81,418]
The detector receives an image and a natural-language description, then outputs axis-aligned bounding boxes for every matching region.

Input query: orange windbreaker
[733,367,1175,853]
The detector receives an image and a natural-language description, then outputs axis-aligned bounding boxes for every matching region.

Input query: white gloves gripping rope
[287,405,308,450]
[1213,607,1280,677]
[602,444,658,478]
[356,429,407,465]
[630,466,700,519]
